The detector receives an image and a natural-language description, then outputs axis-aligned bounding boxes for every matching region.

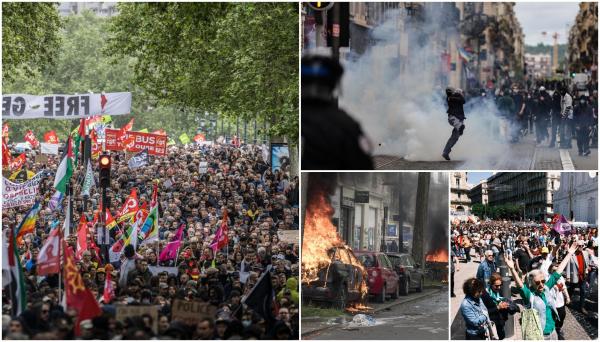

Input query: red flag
[37,227,61,275]
[152,129,166,136]
[100,93,108,111]
[120,118,134,134]
[117,188,139,222]
[542,222,550,233]
[9,153,26,171]
[88,236,102,264]
[150,182,158,207]
[102,271,114,304]
[24,130,39,148]
[3,123,9,142]
[43,130,59,144]
[76,216,88,259]
[210,210,229,253]
[63,241,101,335]
[550,214,560,225]
[2,140,12,169]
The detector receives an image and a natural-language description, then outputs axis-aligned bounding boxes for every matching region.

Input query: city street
[450,252,597,340]
[375,134,597,170]
[303,287,448,340]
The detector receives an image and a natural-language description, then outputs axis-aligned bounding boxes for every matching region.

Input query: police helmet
[301,54,343,90]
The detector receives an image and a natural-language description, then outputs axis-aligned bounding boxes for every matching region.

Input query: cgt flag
[37,227,61,275]
[128,149,149,170]
[24,130,39,148]
[43,130,59,144]
[117,188,139,223]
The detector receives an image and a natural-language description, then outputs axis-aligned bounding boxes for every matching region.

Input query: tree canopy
[105,2,299,143]
[3,5,286,144]
[2,2,62,83]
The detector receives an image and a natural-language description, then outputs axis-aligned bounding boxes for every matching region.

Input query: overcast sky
[514,2,580,46]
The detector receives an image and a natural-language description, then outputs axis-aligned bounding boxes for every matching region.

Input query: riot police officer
[301,54,373,169]
[573,95,594,156]
[442,87,466,161]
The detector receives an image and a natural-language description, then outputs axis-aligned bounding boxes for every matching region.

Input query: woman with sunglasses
[504,241,578,340]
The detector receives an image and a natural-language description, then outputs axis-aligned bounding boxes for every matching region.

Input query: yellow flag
[179,133,190,145]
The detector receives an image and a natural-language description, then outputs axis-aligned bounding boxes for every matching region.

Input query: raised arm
[504,252,524,289]
[556,242,578,275]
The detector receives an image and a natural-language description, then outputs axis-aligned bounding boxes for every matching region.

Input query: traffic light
[99,153,111,188]
[307,2,334,11]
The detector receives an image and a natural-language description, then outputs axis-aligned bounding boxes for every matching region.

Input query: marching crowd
[2,139,300,339]
[452,220,597,340]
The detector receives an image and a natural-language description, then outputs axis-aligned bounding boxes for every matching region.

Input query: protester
[2,135,300,340]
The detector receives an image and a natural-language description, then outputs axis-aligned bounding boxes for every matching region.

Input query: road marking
[529,146,538,170]
[559,149,575,170]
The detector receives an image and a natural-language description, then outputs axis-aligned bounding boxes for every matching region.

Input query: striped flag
[53,136,74,194]
[15,201,41,245]
[48,191,64,212]
[139,204,159,245]
[7,229,27,316]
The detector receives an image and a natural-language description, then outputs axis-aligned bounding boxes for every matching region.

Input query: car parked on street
[301,246,367,309]
[386,253,425,295]
[354,251,399,303]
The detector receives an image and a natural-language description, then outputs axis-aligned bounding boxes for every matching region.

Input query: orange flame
[302,189,367,298]
[425,248,449,262]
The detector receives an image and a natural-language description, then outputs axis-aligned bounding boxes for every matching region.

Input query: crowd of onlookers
[452,220,597,340]
[2,140,300,339]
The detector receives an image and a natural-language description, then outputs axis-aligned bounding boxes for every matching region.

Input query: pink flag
[159,223,185,262]
[210,211,229,253]
[553,214,572,235]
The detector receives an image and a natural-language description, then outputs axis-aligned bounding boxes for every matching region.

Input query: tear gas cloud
[339,7,516,168]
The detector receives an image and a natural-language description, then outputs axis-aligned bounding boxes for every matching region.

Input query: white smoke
[339,7,515,168]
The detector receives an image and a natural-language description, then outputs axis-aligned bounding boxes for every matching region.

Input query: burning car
[302,245,367,309]
[386,253,425,295]
[302,183,369,310]
[354,251,400,303]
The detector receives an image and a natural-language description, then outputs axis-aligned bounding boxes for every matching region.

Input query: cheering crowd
[2,136,300,339]
[452,220,597,340]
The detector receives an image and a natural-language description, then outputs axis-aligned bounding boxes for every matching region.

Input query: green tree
[2,2,62,83]
[105,2,299,143]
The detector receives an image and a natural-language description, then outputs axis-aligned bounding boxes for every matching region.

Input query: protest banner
[115,305,159,333]
[2,92,132,119]
[277,230,299,244]
[128,149,149,169]
[2,171,46,209]
[171,299,217,326]
[105,129,167,156]
[40,143,59,155]
[147,266,178,276]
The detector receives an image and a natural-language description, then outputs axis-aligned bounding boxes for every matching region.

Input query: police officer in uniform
[301,55,373,169]
[442,87,466,161]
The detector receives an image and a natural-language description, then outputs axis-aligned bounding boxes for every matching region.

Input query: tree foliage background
[3,3,298,145]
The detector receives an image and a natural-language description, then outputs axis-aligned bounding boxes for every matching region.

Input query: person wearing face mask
[549,89,563,148]
[559,87,574,148]
[573,95,594,156]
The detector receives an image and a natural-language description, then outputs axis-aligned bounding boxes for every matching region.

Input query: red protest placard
[105,129,167,156]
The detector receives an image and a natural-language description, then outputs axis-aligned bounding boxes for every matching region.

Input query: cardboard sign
[34,154,49,164]
[171,299,217,325]
[2,92,132,119]
[277,230,299,244]
[115,305,159,333]
[105,129,167,156]
[199,161,208,174]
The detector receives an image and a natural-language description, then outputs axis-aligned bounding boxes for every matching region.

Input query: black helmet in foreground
[301,54,343,90]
